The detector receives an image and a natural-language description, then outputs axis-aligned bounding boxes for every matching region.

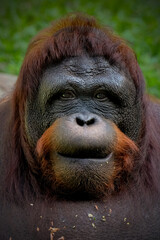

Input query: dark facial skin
[25,55,142,198]
[26,55,141,146]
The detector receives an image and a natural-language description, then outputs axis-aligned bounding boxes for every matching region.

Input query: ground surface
[0,73,17,98]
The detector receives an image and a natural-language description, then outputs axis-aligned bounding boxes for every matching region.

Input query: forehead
[63,56,110,74]
[42,55,132,89]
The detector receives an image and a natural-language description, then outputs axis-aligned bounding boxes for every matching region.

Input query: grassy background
[0,0,160,97]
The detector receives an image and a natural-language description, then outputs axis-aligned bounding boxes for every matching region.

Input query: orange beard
[36,122,139,197]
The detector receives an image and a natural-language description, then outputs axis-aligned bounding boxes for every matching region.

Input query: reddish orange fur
[114,125,138,171]
[36,123,56,158]
[109,125,139,190]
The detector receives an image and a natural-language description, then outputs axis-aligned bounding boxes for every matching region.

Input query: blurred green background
[0,0,160,97]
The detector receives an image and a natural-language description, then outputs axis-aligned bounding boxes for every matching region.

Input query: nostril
[76,117,85,126]
[86,118,95,125]
[76,116,96,126]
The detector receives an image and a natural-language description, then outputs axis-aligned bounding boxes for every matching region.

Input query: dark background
[0,0,160,97]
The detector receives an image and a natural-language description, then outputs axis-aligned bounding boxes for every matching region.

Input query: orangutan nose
[75,113,96,127]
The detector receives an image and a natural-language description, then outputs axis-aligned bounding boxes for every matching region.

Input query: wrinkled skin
[26,56,140,145]
[0,56,160,240]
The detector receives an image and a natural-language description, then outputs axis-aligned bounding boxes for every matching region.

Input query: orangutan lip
[58,150,109,159]
[57,152,113,162]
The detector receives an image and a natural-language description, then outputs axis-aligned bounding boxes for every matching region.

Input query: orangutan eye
[94,92,107,100]
[60,91,76,100]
